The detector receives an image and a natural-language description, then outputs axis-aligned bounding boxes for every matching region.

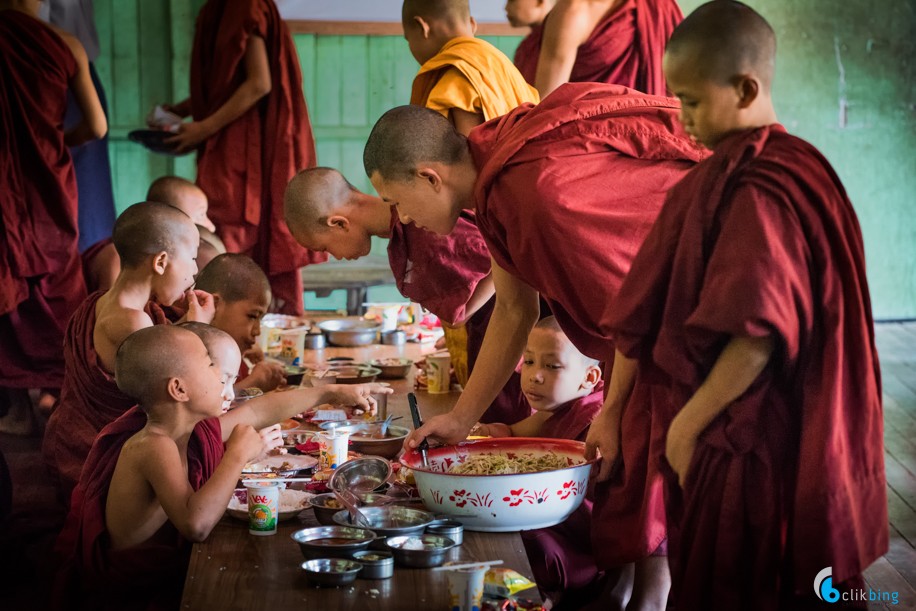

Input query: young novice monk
[194,253,286,393]
[600,3,887,609]
[285,168,529,425]
[52,324,385,610]
[147,175,217,232]
[43,201,215,501]
[473,317,604,608]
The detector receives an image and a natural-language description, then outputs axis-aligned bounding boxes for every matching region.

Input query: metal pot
[317,318,381,347]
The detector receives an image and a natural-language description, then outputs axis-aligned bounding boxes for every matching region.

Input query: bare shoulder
[94,303,153,369]
[48,25,88,66]
[553,0,620,29]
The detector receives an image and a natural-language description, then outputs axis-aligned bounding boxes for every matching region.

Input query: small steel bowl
[300,558,362,587]
[333,506,436,549]
[326,364,382,384]
[303,332,326,350]
[426,519,464,546]
[284,365,307,386]
[309,493,345,525]
[352,550,394,579]
[368,357,413,379]
[347,426,410,460]
[380,330,407,345]
[328,456,392,494]
[291,525,376,560]
[317,319,381,347]
[384,534,456,568]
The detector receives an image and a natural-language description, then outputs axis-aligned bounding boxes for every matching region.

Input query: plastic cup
[243,481,282,536]
[317,430,350,470]
[278,328,306,366]
[427,353,451,394]
[445,565,486,611]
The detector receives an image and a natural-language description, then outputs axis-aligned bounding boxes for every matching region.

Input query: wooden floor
[0,322,914,609]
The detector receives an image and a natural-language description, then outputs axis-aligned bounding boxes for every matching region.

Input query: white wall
[276,0,510,23]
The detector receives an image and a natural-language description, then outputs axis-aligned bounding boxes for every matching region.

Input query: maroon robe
[43,292,169,499]
[0,10,87,389]
[52,407,224,611]
[190,0,326,314]
[522,388,604,602]
[388,210,530,424]
[608,125,886,609]
[469,82,705,567]
[513,0,682,96]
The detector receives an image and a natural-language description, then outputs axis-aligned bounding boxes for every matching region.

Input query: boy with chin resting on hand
[53,324,387,611]
[471,317,605,608]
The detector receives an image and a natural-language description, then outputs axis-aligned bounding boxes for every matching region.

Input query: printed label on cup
[278,329,306,366]
[317,430,350,469]
[446,566,486,611]
[243,481,281,536]
[427,354,451,394]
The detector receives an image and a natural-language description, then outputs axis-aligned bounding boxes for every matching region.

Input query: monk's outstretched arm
[666,335,775,486]
[456,272,495,324]
[167,35,272,152]
[59,32,107,146]
[534,0,598,97]
[586,349,637,481]
[406,260,540,448]
[218,383,390,442]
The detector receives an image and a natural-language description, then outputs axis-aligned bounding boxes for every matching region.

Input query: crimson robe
[469,82,705,567]
[608,125,886,609]
[513,0,682,96]
[388,210,530,424]
[522,388,604,602]
[52,407,224,611]
[0,10,87,389]
[190,0,326,315]
[43,292,168,500]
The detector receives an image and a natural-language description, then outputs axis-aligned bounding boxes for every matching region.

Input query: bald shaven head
[115,325,207,411]
[112,201,198,268]
[194,253,270,305]
[401,0,475,65]
[402,0,470,25]
[666,1,776,90]
[285,167,358,236]
[147,176,215,232]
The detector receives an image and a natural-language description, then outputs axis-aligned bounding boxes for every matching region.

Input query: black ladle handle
[407,393,430,464]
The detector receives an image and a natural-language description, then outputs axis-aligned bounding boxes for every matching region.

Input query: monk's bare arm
[407,259,539,447]
[586,349,636,481]
[535,0,617,97]
[143,426,264,543]
[58,31,107,146]
[167,35,272,152]
[509,410,552,437]
[457,273,495,324]
[665,335,775,485]
[218,384,390,443]
[449,108,486,137]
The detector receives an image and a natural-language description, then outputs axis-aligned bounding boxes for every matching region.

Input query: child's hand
[243,346,266,365]
[325,383,392,415]
[245,361,285,392]
[182,289,216,323]
[257,424,284,454]
[225,424,266,464]
[664,412,699,489]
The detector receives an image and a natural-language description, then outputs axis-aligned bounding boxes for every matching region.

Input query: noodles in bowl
[401,437,595,532]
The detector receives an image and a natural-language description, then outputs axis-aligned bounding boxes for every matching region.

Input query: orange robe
[190,0,326,315]
[0,10,87,390]
[514,0,683,96]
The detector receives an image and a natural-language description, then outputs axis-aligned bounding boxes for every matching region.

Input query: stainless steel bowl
[426,519,464,546]
[309,493,345,525]
[317,318,381,347]
[300,558,362,587]
[332,506,435,542]
[368,357,413,379]
[384,534,456,568]
[347,426,409,460]
[352,550,394,579]
[291,525,376,559]
[328,456,392,494]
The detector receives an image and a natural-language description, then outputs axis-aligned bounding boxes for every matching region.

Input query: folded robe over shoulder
[0,9,87,388]
[608,125,886,608]
[52,407,224,611]
[43,292,168,499]
[190,0,326,312]
[514,0,683,96]
[470,83,706,566]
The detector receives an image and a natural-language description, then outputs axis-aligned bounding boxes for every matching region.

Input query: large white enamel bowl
[400,437,595,532]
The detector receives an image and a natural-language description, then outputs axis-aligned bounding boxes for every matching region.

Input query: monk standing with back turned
[599,2,887,609]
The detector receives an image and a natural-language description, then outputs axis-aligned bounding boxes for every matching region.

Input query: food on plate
[449,452,576,475]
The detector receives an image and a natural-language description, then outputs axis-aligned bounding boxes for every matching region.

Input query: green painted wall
[93,1,915,318]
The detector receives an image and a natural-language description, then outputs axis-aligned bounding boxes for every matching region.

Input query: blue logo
[814,567,840,603]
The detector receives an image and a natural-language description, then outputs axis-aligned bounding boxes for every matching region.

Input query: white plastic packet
[146,104,182,132]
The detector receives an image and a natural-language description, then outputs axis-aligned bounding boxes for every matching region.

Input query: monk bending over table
[599,3,887,609]
[195,253,286,394]
[161,0,326,315]
[0,0,106,433]
[52,323,387,610]
[512,0,682,97]
[366,85,705,609]
[43,202,215,501]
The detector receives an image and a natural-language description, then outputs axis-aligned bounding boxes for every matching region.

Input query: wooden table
[181,342,541,609]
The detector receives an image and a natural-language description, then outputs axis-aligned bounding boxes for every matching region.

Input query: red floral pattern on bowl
[400,438,595,532]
